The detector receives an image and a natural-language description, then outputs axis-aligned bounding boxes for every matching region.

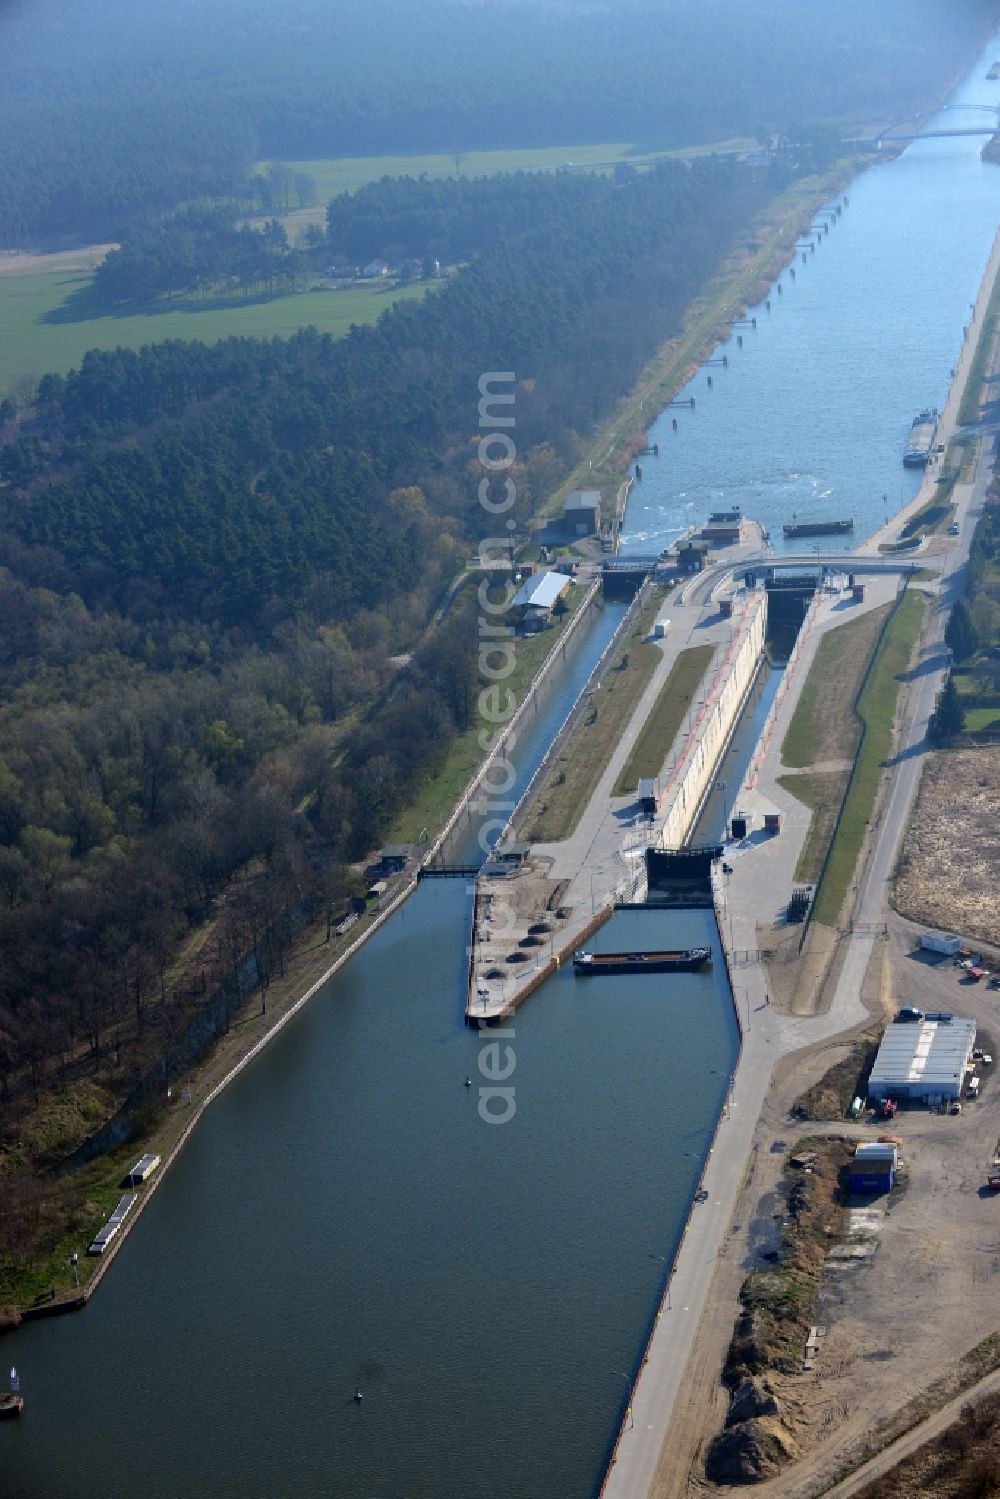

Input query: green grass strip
[614,644,714,795]
[811,589,927,926]
[781,605,889,769]
[776,769,850,883]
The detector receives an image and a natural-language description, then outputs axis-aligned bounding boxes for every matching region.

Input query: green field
[263,143,636,199]
[266,137,758,203]
[0,269,430,395]
[966,707,1000,733]
[614,644,714,794]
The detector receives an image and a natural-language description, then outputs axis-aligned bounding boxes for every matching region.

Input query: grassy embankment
[517,589,670,844]
[777,604,891,884]
[854,1389,1000,1499]
[0,270,430,397]
[810,589,927,926]
[613,645,714,793]
[958,253,1000,427]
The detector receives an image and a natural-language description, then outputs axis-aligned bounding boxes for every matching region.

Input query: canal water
[3,593,741,1499]
[622,54,1000,558]
[8,35,1000,1499]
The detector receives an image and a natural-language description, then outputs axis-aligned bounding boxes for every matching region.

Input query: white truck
[921,930,961,957]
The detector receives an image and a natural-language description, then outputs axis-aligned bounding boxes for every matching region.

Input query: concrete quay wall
[657,589,768,849]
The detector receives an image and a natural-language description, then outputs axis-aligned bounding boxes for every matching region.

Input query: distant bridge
[848,102,1000,149]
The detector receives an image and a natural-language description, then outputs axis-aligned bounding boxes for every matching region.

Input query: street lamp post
[611,1371,635,1430]
[649,1253,672,1310]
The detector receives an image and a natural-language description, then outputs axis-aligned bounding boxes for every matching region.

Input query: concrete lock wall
[658,591,767,850]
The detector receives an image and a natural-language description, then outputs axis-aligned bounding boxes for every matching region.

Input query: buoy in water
[354,1389,364,1403]
[465,1077,472,1088]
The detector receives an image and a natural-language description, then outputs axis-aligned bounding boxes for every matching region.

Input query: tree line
[92,208,297,307]
[88,166,655,309]
[323,169,624,266]
[2,0,997,246]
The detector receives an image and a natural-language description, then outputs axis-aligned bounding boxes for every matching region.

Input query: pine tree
[945,599,977,662]
[929,674,965,744]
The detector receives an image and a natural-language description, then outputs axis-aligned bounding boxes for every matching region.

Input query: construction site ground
[650,912,1000,1499]
[893,744,1000,950]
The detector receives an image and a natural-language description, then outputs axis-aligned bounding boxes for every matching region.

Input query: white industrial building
[511,570,571,630]
[868,1015,976,1103]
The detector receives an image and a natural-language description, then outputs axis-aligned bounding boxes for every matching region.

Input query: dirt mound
[706,1414,798,1484]
[726,1376,781,1427]
[727,1310,769,1380]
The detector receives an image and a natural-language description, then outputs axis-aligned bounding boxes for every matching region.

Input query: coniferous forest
[2,0,997,245]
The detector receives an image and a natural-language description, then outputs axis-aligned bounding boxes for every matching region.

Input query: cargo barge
[0,1393,23,1420]
[573,947,712,975]
[782,518,853,539]
[903,409,938,467]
